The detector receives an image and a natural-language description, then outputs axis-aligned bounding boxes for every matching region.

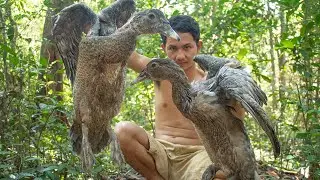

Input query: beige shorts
[147,133,212,180]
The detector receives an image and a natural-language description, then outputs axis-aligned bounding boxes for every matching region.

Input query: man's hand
[203,165,226,180]
[228,99,246,120]
[214,170,226,180]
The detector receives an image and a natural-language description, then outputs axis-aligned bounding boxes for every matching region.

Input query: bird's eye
[148,13,155,20]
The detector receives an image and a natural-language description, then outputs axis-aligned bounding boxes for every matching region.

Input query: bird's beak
[161,20,180,41]
[131,69,150,85]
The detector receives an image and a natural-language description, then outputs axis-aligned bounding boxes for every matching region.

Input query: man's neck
[185,65,206,82]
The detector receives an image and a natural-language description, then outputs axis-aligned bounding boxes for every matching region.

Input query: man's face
[162,32,202,71]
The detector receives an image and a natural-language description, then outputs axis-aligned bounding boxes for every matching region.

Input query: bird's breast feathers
[100,62,124,84]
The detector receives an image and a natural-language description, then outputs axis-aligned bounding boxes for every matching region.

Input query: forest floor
[104,161,306,180]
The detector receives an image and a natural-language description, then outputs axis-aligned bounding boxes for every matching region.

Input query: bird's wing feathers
[193,54,241,79]
[217,66,267,106]
[52,3,99,86]
[213,65,280,158]
[232,92,280,157]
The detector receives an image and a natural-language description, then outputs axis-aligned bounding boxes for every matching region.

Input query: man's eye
[168,47,176,51]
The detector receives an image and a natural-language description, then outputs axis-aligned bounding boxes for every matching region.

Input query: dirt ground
[103,161,306,180]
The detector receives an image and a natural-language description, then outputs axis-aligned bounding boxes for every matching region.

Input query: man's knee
[115,121,136,139]
[114,121,149,149]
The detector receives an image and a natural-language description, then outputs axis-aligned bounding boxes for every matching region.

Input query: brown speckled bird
[193,54,280,160]
[71,10,180,171]
[133,58,279,179]
[52,0,136,87]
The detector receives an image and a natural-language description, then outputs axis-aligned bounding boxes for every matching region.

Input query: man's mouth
[176,61,187,66]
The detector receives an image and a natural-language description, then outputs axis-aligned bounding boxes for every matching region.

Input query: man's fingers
[213,170,226,180]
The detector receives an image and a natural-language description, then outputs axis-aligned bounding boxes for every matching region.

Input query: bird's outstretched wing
[194,54,241,79]
[52,3,99,87]
[52,1,136,87]
[98,0,136,36]
[210,64,280,158]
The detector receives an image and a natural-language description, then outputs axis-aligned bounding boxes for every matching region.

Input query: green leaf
[306,21,315,32]
[171,10,180,16]
[40,165,58,172]
[288,124,299,131]
[43,0,53,7]
[315,13,320,25]
[285,154,295,160]
[9,55,19,66]
[296,132,309,139]
[25,156,41,162]
[0,72,3,82]
[236,48,248,59]
[40,57,48,67]
[18,172,34,178]
[44,171,56,179]
[0,43,16,55]
[307,155,316,162]
[0,164,15,169]
[281,39,294,49]
[7,26,14,41]
[260,74,272,83]
[0,151,11,155]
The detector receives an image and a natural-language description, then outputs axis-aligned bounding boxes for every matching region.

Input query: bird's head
[127,9,180,41]
[194,54,241,78]
[193,54,220,72]
[132,58,186,84]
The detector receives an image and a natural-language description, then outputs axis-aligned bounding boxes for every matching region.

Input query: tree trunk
[277,7,287,122]
[0,3,9,145]
[267,0,278,110]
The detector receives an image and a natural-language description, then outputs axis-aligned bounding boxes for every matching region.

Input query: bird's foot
[110,132,125,165]
[202,164,217,180]
[81,123,95,172]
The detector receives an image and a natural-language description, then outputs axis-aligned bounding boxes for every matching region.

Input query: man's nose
[175,49,186,62]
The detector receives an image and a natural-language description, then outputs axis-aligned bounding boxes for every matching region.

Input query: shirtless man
[115,15,245,180]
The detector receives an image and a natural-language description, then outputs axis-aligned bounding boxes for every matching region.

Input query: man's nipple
[162,103,168,108]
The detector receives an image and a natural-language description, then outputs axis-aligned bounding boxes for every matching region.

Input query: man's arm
[128,51,151,73]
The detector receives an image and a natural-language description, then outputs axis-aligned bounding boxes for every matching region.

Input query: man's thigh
[171,147,212,180]
[147,134,170,180]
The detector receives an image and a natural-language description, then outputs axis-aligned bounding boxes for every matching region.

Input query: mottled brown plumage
[133,59,262,179]
[194,54,280,159]
[72,10,180,171]
[51,0,136,87]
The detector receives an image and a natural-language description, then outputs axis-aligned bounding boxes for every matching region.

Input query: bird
[71,10,180,171]
[194,54,241,79]
[193,54,280,159]
[132,58,278,179]
[51,0,136,87]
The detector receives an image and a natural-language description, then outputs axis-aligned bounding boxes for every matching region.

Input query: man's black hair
[160,15,200,45]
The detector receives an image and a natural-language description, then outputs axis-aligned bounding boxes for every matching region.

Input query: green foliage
[0,0,319,179]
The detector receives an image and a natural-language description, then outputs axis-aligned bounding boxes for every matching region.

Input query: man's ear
[161,43,166,52]
[197,40,203,53]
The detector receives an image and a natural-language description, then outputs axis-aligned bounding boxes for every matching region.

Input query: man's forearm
[128,52,151,73]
